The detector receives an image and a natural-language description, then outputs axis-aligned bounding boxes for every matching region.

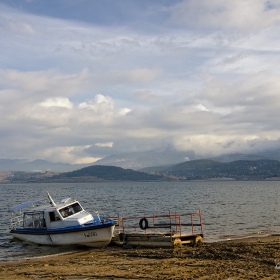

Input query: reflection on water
[1,181,280,261]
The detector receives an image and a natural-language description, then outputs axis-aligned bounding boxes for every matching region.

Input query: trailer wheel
[174,238,182,247]
[193,235,203,247]
[119,233,127,243]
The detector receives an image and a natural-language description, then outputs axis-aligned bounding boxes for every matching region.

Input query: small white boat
[10,192,115,247]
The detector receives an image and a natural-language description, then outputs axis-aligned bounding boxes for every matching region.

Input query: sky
[1,0,280,164]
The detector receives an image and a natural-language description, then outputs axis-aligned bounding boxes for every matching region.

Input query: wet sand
[1,235,280,279]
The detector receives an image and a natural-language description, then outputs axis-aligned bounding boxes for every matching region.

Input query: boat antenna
[47,191,57,207]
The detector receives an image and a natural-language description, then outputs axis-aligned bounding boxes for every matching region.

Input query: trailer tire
[192,235,203,247]
[119,233,127,243]
[139,218,149,230]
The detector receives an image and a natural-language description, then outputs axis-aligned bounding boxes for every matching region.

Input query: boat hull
[11,224,115,247]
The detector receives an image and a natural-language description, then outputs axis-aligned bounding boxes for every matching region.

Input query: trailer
[111,210,203,247]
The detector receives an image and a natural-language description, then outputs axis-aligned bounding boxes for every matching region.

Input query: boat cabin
[20,200,94,230]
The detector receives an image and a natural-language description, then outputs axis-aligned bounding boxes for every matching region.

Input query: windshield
[59,202,83,218]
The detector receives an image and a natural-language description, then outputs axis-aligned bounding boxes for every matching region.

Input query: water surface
[1,181,280,261]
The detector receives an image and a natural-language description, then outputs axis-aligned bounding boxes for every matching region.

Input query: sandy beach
[1,235,280,280]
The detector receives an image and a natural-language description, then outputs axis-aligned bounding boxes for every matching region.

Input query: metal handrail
[10,215,23,228]
[111,210,203,238]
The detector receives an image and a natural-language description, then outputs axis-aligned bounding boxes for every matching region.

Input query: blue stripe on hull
[10,221,115,235]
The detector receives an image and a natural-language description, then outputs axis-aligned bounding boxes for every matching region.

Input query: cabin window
[23,211,46,229]
[49,211,61,222]
[59,202,83,218]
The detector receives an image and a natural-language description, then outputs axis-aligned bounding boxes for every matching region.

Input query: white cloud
[200,72,280,109]
[78,94,114,113]
[95,142,113,147]
[134,90,161,104]
[218,53,248,66]
[10,20,36,34]
[122,68,161,83]
[118,108,131,115]
[0,5,36,35]
[168,0,280,33]
[0,1,280,164]
[194,104,208,111]
[40,97,73,109]
[78,94,132,117]
[39,146,100,164]
[0,68,89,98]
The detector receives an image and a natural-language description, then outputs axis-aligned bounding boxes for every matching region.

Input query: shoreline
[1,235,280,279]
[2,177,280,184]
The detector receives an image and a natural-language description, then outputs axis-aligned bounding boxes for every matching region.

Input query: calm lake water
[1,181,280,262]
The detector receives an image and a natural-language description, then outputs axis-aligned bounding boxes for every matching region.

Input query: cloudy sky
[1,0,280,164]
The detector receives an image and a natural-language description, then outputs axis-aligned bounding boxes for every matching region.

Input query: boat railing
[111,209,203,239]
[10,215,24,229]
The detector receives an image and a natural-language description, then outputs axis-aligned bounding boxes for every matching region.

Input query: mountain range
[0,158,91,172]
[140,159,280,180]
[7,158,280,183]
[1,148,280,172]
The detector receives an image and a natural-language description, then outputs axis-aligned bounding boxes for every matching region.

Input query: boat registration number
[84,231,97,238]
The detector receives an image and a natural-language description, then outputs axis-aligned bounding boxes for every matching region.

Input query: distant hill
[139,164,176,174]
[93,150,280,170]
[259,149,280,161]
[211,151,280,162]
[210,153,267,162]
[141,159,280,180]
[93,147,195,170]
[0,158,92,172]
[50,165,163,181]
